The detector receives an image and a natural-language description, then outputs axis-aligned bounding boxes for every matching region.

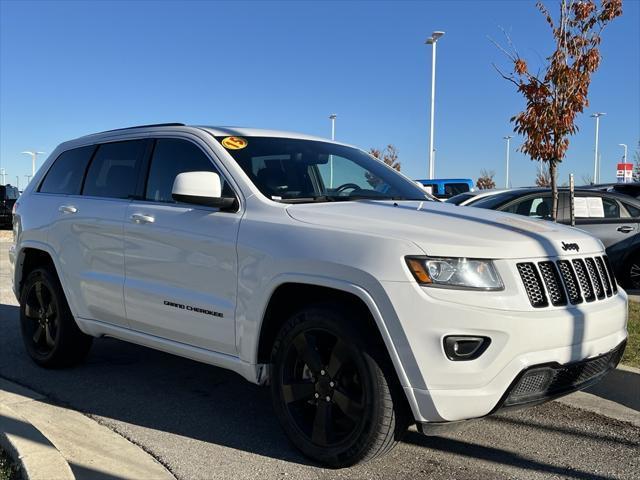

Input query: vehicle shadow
[0,302,632,478]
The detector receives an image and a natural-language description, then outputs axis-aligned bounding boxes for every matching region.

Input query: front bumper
[381,276,628,423]
[496,339,625,410]
[416,340,625,434]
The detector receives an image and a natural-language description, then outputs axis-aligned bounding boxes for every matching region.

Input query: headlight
[406,256,503,290]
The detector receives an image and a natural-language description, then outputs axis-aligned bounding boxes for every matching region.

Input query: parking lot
[0,234,638,480]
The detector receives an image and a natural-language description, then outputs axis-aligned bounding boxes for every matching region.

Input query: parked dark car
[470,188,640,289]
[0,184,19,228]
[580,182,640,200]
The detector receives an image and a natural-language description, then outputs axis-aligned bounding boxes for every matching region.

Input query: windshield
[215,136,430,203]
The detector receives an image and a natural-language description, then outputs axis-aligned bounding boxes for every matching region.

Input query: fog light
[443,336,491,361]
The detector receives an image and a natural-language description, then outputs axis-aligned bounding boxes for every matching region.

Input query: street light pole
[21,151,46,177]
[618,143,628,163]
[590,113,605,184]
[0,168,6,185]
[426,31,445,180]
[503,136,512,189]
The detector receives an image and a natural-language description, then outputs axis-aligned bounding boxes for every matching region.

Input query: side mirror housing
[171,171,237,210]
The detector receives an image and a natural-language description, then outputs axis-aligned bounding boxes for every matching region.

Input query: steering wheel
[334,183,361,194]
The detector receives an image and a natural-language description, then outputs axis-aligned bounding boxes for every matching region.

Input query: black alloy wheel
[19,267,93,368]
[271,305,409,467]
[23,279,59,356]
[281,328,366,448]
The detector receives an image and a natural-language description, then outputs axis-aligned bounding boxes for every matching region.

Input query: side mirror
[171,171,237,210]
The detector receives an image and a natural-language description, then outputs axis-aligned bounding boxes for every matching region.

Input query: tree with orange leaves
[494,0,622,220]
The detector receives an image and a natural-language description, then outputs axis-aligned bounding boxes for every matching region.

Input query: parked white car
[9,124,628,467]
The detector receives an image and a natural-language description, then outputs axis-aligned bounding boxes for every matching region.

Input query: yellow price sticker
[221,136,248,150]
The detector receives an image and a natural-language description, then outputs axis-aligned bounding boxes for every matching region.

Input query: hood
[286,200,603,259]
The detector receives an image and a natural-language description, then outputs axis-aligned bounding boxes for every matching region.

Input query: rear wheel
[270,304,409,467]
[19,267,92,368]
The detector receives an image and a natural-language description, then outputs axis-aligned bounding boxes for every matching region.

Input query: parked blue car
[415,178,474,199]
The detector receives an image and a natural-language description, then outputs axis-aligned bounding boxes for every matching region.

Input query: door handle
[130,213,155,224]
[58,205,77,214]
[617,226,635,233]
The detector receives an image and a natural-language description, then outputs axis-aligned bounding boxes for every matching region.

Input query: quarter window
[145,139,223,203]
[504,195,553,219]
[39,146,95,195]
[82,140,147,199]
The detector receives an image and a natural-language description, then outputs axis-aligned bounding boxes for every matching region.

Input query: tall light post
[590,113,605,183]
[0,168,6,185]
[426,30,445,179]
[618,143,628,162]
[16,176,20,190]
[21,151,46,177]
[329,114,337,188]
[503,135,513,189]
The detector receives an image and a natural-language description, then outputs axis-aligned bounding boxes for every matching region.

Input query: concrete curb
[0,403,73,480]
[557,364,640,427]
[0,377,175,480]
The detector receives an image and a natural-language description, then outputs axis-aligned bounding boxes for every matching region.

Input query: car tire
[270,303,410,467]
[19,267,93,368]
[627,252,640,290]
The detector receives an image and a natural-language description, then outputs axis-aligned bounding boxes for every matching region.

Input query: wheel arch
[254,278,416,389]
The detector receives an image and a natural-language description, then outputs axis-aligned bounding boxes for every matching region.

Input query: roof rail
[93,123,186,135]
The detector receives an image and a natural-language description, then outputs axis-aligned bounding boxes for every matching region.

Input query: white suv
[9,124,628,467]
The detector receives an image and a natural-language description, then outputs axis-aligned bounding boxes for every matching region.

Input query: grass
[622,300,640,368]
[0,449,19,480]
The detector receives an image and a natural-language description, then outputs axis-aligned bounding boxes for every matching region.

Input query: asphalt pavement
[1,235,639,480]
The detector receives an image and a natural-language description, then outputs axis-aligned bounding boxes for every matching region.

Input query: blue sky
[1,0,638,189]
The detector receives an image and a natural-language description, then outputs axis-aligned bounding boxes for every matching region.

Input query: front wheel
[270,304,409,467]
[627,253,640,290]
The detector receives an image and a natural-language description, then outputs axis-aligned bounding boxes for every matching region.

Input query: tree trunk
[550,161,558,222]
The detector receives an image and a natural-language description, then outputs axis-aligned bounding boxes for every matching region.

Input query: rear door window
[83,140,147,199]
[39,145,95,195]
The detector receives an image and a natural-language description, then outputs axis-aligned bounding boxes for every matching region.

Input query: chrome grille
[517,263,548,308]
[557,260,582,305]
[538,262,567,306]
[518,256,617,308]
[603,255,618,294]
[595,256,612,297]
[584,258,605,299]
[572,259,595,302]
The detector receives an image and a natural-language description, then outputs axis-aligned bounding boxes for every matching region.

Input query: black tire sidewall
[19,267,89,368]
[270,305,390,467]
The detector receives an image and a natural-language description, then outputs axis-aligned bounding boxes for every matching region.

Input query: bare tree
[493,0,622,220]
[368,145,401,188]
[536,162,553,187]
[369,145,401,171]
[476,169,497,190]
[581,173,594,185]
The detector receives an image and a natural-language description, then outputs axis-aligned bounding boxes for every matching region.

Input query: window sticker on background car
[587,197,604,218]
[221,136,248,150]
[574,197,604,218]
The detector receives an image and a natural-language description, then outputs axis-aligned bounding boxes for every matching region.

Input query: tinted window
[145,139,221,202]
[1,186,19,200]
[623,202,640,218]
[444,183,470,197]
[83,140,147,199]
[503,195,553,219]
[602,198,620,218]
[39,146,95,195]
